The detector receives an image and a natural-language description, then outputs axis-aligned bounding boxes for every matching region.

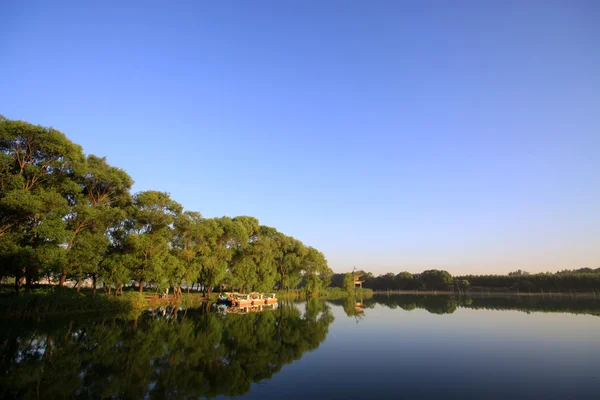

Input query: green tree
[227,216,260,292]
[273,234,306,290]
[171,211,206,296]
[418,269,453,290]
[302,247,331,297]
[126,191,182,293]
[395,271,415,290]
[343,273,355,294]
[196,217,237,297]
[0,117,85,291]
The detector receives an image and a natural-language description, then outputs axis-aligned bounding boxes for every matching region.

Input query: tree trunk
[25,274,33,292]
[76,278,82,293]
[58,270,68,286]
[14,276,21,293]
[139,280,144,294]
[64,320,73,343]
[92,274,97,297]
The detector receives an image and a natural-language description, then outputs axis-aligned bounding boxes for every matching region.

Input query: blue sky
[2,1,599,274]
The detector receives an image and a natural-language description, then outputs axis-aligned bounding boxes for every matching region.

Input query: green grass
[0,287,148,318]
[276,287,373,300]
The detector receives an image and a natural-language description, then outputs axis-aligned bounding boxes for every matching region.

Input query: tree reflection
[0,301,334,399]
[366,294,600,316]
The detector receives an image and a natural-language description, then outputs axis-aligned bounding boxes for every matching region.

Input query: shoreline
[372,290,600,299]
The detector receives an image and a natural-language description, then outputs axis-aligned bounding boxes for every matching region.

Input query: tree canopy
[0,117,332,295]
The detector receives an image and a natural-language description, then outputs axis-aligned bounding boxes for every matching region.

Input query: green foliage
[343,273,355,294]
[456,279,470,290]
[343,268,600,293]
[0,116,331,299]
[0,288,146,317]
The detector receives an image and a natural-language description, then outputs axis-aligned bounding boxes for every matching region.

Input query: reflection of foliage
[342,296,362,318]
[459,295,600,316]
[366,295,457,314]
[0,301,334,399]
[366,295,600,316]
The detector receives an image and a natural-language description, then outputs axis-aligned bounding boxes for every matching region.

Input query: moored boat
[220,292,277,307]
[264,293,278,304]
[233,294,253,307]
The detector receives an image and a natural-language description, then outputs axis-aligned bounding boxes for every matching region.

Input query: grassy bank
[276,287,373,300]
[372,289,600,299]
[0,288,148,318]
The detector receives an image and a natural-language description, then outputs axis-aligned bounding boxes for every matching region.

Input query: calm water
[1,295,599,399]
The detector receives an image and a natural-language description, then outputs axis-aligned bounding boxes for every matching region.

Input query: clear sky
[2,1,599,275]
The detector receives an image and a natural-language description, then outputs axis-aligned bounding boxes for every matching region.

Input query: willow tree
[60,155,133,288]
[251,226,279,292]
[196,217,239,297]
[0,117,85,291]
[227,216,260,292]
[126,191,182,293]
[273,233,306,290]
[302,247,331,297]
[171,211,205,296]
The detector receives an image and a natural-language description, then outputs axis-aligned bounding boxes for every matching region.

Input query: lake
[1,294,599,399]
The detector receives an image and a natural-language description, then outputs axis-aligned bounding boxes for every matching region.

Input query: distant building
[353,274,365,288]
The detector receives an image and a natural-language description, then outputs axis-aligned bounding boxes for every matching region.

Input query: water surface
[1,295,599,399]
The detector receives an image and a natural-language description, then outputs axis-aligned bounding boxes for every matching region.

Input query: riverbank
[372,289,600,299]
[277,287,373,300]
[0,288,215,318]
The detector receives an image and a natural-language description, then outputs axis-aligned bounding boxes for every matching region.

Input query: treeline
[332,269,457,291]
[331,268,600,292]
[0,117,332,296]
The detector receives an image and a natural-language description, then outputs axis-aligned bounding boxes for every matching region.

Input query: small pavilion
[353,274,365,289]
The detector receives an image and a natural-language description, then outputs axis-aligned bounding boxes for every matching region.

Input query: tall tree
[60,155,133,287]
[171,211,205,296]
[273,233,306,290]
[227,216,260,292]
[0,117,85,291]
[302,247,331,297]
[196,217,238,297]
[126,191,182,294]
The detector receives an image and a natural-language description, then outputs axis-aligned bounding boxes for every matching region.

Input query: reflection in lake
[364,294,600,316]
[1,295,600,399]
[0,299,333,399]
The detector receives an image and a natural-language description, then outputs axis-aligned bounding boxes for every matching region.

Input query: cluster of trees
[333,269,457,292]
[333,267,600,293]
[0,300,334,399]
[456,272,600,292]
[0,117,331,295]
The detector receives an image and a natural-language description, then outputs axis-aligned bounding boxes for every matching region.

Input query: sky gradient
[2,1,599,275]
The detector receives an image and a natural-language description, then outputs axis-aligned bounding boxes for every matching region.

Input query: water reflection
[0,299,334,399]
[363,294,600,316]
[1,295,600,399]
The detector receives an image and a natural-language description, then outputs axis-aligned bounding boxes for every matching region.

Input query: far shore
[372,290,600,299]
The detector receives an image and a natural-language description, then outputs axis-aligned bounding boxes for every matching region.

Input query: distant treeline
[331,268,600,292]
[0,117,331,296]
